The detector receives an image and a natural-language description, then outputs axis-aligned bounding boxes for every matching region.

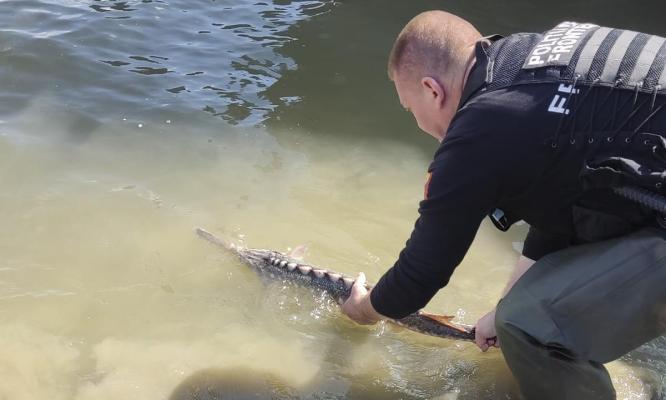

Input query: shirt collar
[458,34,503,109]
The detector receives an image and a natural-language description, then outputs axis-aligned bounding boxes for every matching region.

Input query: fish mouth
[195,227,236,251]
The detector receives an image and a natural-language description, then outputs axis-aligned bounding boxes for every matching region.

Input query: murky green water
[1,1,665,399]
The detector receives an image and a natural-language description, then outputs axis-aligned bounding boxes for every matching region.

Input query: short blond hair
[388,11,481,83]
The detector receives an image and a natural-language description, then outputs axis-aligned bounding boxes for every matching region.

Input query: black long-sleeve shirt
[370,41,664,319]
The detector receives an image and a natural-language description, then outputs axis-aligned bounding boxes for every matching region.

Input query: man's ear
[420,77,446,108]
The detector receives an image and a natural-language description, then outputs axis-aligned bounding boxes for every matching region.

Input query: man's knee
[495,294,531,348]
[494,291,535,354]
[495,298,575,362]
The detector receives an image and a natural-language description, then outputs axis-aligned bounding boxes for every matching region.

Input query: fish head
[238,248,280,271]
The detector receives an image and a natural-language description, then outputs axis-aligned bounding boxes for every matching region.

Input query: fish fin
[419,312,472,334]
[419,312,455,325]
[288,244,308,260]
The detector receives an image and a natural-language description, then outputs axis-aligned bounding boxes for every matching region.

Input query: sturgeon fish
[196,228,475,341]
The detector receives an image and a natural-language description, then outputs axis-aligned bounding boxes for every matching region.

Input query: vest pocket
[571,205,633,243]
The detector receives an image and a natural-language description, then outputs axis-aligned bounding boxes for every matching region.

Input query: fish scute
[298,266,312,275]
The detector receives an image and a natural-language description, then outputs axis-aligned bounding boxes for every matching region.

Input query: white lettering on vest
[548,95,570,114]
[524,22,598,69]
[547,84,580,114]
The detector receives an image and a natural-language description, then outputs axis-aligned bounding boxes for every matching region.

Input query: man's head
[388,11,481,141]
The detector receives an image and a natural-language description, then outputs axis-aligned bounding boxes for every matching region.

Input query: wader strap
[613,186,666,227]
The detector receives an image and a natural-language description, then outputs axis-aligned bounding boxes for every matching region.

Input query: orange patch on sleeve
[424,172,433,199]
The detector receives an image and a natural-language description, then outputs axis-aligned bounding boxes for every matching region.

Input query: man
[341,10,666,400]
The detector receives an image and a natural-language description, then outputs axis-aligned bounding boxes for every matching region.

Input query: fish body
[196,228,474,341]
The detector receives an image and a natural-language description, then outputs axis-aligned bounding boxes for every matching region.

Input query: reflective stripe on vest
[573,27,613,78]
[659,54,666,88]
[598,30,639,83]
[643,40,666,89]
[627,35,664,86]
[529,22,666,91]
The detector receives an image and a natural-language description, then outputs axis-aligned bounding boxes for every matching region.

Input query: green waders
[495,227,666,400]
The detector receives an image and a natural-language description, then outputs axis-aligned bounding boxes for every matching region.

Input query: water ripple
[0,0,338,126]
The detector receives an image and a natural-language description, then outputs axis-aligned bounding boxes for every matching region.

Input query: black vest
[475,22,666,232]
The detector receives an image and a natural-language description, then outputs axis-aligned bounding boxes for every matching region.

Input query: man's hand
[474,309,499,352]
[341,272,384,325]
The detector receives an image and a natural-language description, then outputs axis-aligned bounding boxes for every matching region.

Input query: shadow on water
[166,294,522,400]
[169,367,299,400]
[166,349,522,400]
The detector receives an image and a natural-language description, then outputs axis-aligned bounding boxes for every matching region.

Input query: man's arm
[474,255,535,351]
[474,225,572,350]
[501,255,536,297]
[342,132,503,323]
[341,272,384,325]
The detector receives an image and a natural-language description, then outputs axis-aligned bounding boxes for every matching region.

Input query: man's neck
[460,43,479,97]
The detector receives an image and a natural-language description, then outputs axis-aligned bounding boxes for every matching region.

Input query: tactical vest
[485,21,666,94]
[480,22,666,232]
